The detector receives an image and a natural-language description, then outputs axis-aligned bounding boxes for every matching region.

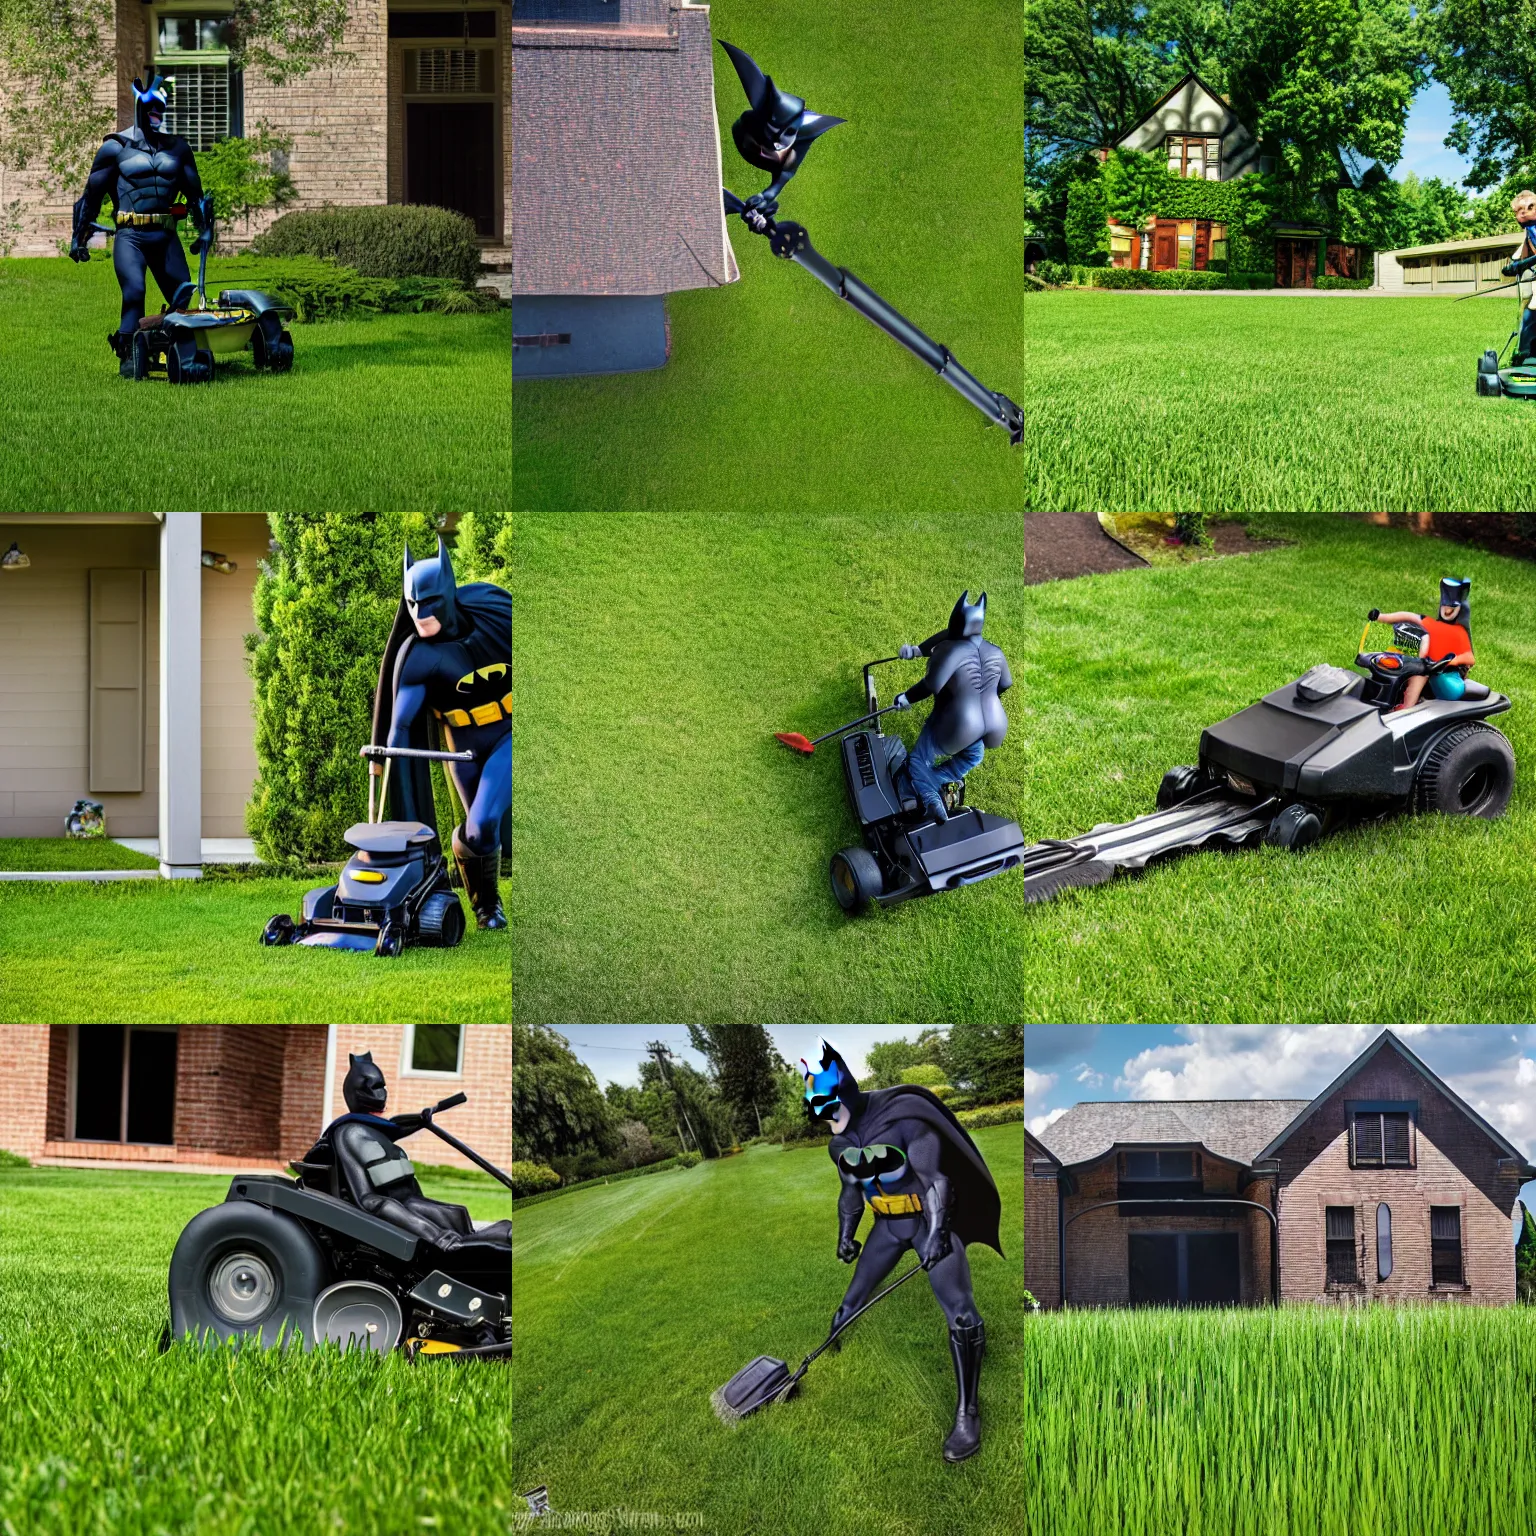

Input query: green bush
[0,1148,31,1169]
[198,129,297,233]
[509,1161,560,1198]
[232,255,500,322]
[1316,275,1372,290]
[1173,512,1212,547]
[511,1150,703,1209]
[253,204,482,284]
[1064,175,1109,265]
[954,1102,1024,1129]
[1035,259,1071,286]
[894,1064,948,1088]
[1089,268,1229,290]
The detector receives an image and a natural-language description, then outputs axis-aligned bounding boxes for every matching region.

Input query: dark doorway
[1129,1231,1241,1305]
[1275,238,1318,288]
[407,102,495,236]
[72,1026,178,1144]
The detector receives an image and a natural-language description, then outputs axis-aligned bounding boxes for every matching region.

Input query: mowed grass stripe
[513,1129,1024,1536]
[1025,1306,1536,1536]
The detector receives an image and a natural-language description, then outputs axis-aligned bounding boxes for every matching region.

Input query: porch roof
[1037,1099,1310,1171]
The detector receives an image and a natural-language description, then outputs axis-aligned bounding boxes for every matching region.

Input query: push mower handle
[360,745,475,763]
[425,1092,468,1118]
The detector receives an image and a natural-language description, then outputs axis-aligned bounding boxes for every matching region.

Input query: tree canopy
[511,1025,616,1165]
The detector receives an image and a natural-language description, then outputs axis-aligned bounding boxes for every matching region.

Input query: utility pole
[646,1040,700,1154]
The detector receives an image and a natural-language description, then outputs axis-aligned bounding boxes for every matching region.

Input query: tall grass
[1026,1305,1536,1536]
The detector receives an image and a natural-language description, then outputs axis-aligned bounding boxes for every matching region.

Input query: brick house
[511,0,737,377]
[1027,1031,1535,1308]
[0,1024,510,1174]
[0,0,510,259]
[1026,1128,1060,1309]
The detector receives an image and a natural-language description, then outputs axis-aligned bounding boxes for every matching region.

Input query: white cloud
[1073,1064,1105,1088]
[1024,1067,1057,1104]
[1029,1106,1068,1137]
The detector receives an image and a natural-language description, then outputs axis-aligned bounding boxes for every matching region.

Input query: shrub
[955,1102,1024,1129]
[1064,175,1109,265]
[894,1064,948,1088]
[254,204,482,284]
[509,1161,560,1199]
[1173,512,1212,547]
[1024,1288,1039,1312]
[235,255,500,322]
[197,128,296,234]
[1316,275,1372,290]
[511,1150,703,1209]
[1035,259,1072,286]
[1087,268,1231,290]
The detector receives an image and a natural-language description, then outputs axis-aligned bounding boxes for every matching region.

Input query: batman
[802,1037,1002,1462]
[71,76,215,377]
[893,591,1013,822]
[719,41,844,215]
[371,537,511,928]
[303,1053,510,1257]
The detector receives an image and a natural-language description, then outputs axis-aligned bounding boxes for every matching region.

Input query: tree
[1065,173,1110,264]
[1518,1200,1536,1304]
[641,1048,734,1159]
[1426,0,1536,191]
[614,1120,657,1171]
[512,1025,616,1164]
[944,1025,1024,1106]
[685,1026,784,1138]
[866,1030,948,1089]
[762,1065,823,1144]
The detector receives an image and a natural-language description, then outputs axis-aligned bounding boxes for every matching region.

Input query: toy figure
[1503,191,1536,363]
[720,41,844,216]
[309,1052,512,1250]
[892,591,1011,822]
[70,77,215,377]
[371,538,511,929]
[802,1037,1001,1462]
[1369,576,1475,711]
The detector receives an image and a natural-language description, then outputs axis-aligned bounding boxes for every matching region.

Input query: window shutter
[89,569,145,793]
[1326,1207,1355,1241]
[1354,1113,1382,1163]
[1383,1113,1411,1164]
[1430,1208,1461,1242]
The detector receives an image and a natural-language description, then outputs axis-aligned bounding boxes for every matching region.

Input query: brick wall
[1275,1052,1519,1304]
[45,1027,69,1141]
[278,1026,329,1159]
[0,1026,52,1158]
[1025,1130,1060,1309]
[174,1026,289,1158]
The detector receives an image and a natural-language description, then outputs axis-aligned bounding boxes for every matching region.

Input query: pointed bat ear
[403,542,413,580]
[437,533,456,587]
[348,1053,358,1066]
[719,40,769,112]
[132,77,143,96]
[797,113,846,142]
[978,592,987,610]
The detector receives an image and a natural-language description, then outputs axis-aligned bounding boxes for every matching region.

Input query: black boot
[452,825,507,930]
[943,1320,984,1462]
[109,330,135,378]
[828,1308,845,1354]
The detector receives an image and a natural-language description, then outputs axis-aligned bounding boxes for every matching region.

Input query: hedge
[955,1102,1024,1129]
[511,1150,703,1210]
[1316,275,1372,290]
[250,258,502,321]
[253,204,482,284]
[509,1161,561,1199]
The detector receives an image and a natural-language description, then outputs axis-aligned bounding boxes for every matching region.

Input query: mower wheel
[1415,724,1516,819]
[417,891,466,948]
[830,847,883,914]
[261,913,297,946]
[168,1200,328,1348]
[167,344,213,385]
[375,923,406,958]
[1266,803,1323,851]
[270,330,295,373]
[1157,765,1214,810]
[131,332,153,381]
[252,324,295,373]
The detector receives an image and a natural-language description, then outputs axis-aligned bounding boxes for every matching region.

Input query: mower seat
[1461,680,1492,702]
[343,820,439,854]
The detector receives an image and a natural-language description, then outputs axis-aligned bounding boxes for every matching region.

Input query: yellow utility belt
[868,1192,923,1217]
[434,693,512,729]
[116,211,178,228]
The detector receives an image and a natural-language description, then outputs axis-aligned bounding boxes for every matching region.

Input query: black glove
[1504,262,1519,278]
[918,1222,951,1270]
[837,1233,861,1264]
[388,1112,424,1135]
[1367,608,1380,622]
[893,693,912,710]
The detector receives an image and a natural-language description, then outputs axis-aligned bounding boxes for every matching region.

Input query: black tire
[269,330,295,373]
[417,891,466,948]
[374,923,405,958]
[1266,803,1323,851]
[829,847,883,915]
[167,1201,328,1348]
[131,331,153,380]
[1415,724,1516,819]
[1158,765,1212,810]
[261,914,296,946]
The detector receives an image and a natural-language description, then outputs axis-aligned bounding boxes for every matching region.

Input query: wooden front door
[406,102,495,236]
[1194,220,1211,270]
[1153,221,1178,271]
[1275,238,1318,288]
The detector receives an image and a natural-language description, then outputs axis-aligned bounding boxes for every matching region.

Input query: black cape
[841,1085,1004,1257]
[369,581,512,824]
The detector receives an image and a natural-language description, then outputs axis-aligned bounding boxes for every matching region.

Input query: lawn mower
[778,656,1025,914]
[1472,250,1536,399]
[1026,620,1516,902]
[85,221,297,385]
[260,744,470,956]
[164,1092,510,1360]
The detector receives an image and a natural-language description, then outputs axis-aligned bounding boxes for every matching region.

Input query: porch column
[158,512,202,877]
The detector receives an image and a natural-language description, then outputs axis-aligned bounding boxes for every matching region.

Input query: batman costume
[70,76,215,377]
[802,1038,1001,1462]
[371,538,511,929]
[894,591,1012,822]
[304,1052,512,1256]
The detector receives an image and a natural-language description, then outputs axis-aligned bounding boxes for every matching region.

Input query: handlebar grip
[434,1092,467,1112]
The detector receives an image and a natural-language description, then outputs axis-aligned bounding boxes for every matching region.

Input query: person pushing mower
[1369,576,1475,711]
[891,591,1011,822]
[1501,190,1536,365]
[70,76,214,377]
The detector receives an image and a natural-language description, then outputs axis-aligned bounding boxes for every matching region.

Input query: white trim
[322,1025,338,1130]
[399,1024,465,1078]
[158,512,202,877]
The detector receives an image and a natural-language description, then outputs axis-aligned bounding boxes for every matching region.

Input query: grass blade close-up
[513,1126,1023,1536]
[0,1164,512,1535]
[1025,1305,1536,1536]
[1023,513,1536,1022]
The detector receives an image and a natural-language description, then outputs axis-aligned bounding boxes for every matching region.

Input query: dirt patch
[1025,513,1147,584]
[1211,521,1289,557]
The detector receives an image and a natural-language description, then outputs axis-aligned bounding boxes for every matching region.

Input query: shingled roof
[1036,1099,1312,1170]
[512,0,739,295]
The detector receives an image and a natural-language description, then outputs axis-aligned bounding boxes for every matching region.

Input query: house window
[68,1025,178,1145]
[1430,1207,1464,1286]
[1377,1203,1392,1281]
[1122,1149,1196,1180]
[1165,134,1221,180]
[1351,1108,1413,1167]
[1326,1206,1358,1283]
[513,0,621,22]
[403,1024,464,1077]
[390,10,497,37]
[154,9,238,149]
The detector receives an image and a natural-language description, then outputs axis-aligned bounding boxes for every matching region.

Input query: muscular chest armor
[839,1142,913,1195]
[425,647,511,732]
[340,1123,419,1192]
[115,138,184,212]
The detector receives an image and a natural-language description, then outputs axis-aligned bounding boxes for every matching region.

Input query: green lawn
[0,875,510,1022]
[1026,1307,1536,1536]
[0,1165,510,1534]
[1025,293,1533,511]
[0,837,159,871]
[1024,513,1536,1021]
[0,257,510,514]
[513,0,1022,512]
[512,511,1024,1023]
[513,1128,1022,1536]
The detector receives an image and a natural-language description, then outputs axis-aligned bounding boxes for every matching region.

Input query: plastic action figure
[803,1038,1002,1462]
[892,591,1012,822]
[309,1052,511,1250]
[1502,191,1536,363]
[1369,576,1475,711]
[371,538,511,929]
[70,76,215,377]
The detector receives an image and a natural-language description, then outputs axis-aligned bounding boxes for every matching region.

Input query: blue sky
[1026,1026,1536,1242]
[1399,82,1473,188]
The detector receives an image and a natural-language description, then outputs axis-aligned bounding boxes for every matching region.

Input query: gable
[1116,74,1244,149]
